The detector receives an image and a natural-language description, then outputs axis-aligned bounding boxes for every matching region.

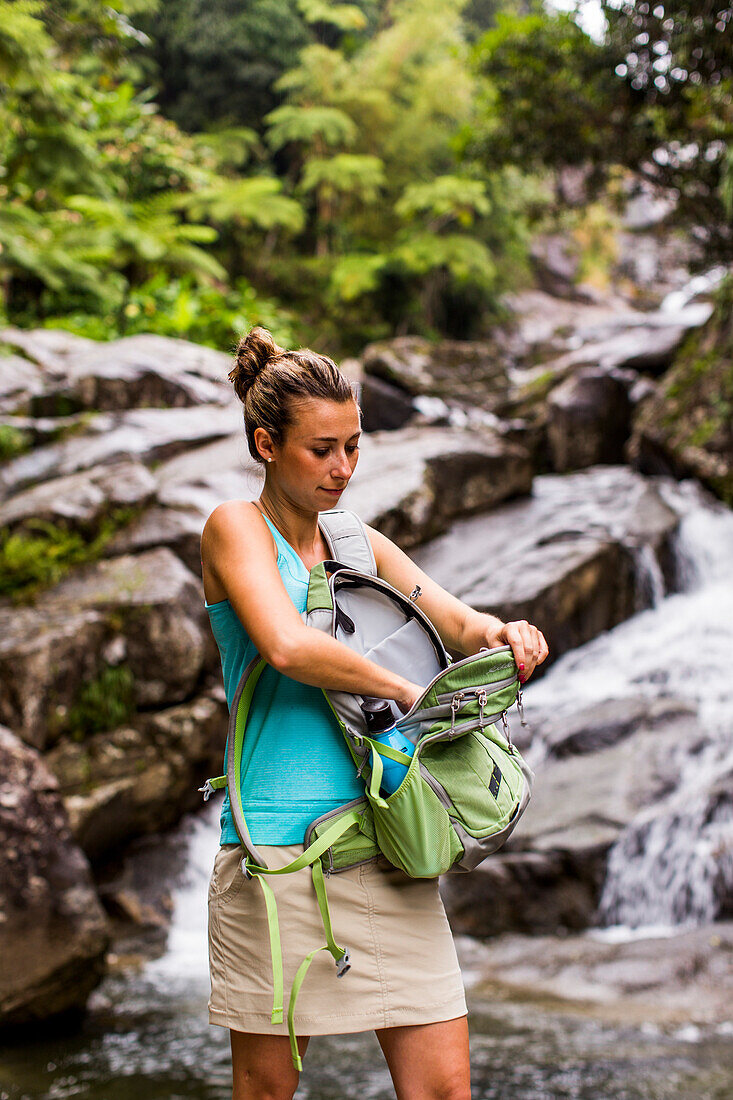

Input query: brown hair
[228,326,359,464]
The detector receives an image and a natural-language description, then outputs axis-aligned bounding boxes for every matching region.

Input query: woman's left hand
[494,620,549,683]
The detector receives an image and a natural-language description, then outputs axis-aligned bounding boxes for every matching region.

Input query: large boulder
[46,686,228,861]
[361,335,513,411]
[546,367,632,471]
[0,460,157,537]
[628,275,733,507]
[411,465,680,664]
[0,330,233,414]
[0,548,214,749]
[0,725,109,1027]
[341,425,533,547]
[0,404,240,501]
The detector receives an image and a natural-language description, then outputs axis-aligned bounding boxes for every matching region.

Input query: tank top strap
[259,512,309,580]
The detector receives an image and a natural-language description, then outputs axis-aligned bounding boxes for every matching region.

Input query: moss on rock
[630,274,733,506]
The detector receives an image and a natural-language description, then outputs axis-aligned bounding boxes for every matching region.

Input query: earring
[266,458,273,463]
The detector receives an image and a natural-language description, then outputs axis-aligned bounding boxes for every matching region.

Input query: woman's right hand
[394,680,424,715]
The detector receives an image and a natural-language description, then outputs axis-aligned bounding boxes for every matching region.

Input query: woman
[200,326,548,1100]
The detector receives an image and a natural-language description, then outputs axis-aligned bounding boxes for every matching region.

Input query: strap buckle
[198,779,214,801]
[336,949,351,977]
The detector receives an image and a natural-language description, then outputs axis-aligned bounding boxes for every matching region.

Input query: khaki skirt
[208,843,467,1035]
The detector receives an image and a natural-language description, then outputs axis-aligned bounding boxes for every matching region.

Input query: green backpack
[200,508,534,1069]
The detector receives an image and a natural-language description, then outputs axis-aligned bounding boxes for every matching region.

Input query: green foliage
[63,662,136,741]
[264,104,358,151]
[0,423,33,460]
[43,273,297,350]
[297,0,368,33]
[1,0,559,347]
[467,2,733,268]
[134,0,313,132]
[395,176,491,229]
[0,507,142,604]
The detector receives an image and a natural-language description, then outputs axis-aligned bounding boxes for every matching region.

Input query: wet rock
[0,327,96,373]
[47,687,228,861]
[0,460,157,536]
[628,276,733,507]
[0,404,239,500]
[102,507,206,576]
[535,695,696,759]
[443,848,601,936]
[0,725,109,1028]
[411,465,679,663]
[0,548,214,749]
[0,354,47,415]
[30,337,231,414]
[361,335,513,411]
[359,374,416,431]
[458,922,733,1027]
[341,425,533,547]
[529,233,599,303]
[547,368,632,471]
[1,330,231,403]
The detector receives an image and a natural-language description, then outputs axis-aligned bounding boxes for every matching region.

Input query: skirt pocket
[209,844,247,905]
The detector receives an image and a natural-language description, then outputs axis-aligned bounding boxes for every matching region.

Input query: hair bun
[229,326,285,403]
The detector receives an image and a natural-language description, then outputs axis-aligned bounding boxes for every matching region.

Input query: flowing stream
[2,475,732,1098]
[524,476,733,931]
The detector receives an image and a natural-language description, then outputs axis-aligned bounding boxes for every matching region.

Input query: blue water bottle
[359,697,415,795]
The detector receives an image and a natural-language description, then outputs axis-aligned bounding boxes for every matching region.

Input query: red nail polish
[519,664,525,670]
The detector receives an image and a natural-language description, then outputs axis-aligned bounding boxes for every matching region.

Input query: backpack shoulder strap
[318,508,377,576]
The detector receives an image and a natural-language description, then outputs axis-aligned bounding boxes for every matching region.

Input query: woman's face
[267,397,362,511]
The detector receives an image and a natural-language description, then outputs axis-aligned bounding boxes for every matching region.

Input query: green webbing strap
[285,860,351,1071]
[362,735,414,809]
[287,946,330,1071]
[249,872,284,1024]
[311,858,348,967]
[244,809,360,1068]
[246,809,362,879]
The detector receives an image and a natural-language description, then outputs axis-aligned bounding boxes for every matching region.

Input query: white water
[145,802,221,986]
[523,476,733,930]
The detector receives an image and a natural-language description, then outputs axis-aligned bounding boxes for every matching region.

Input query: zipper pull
[449,692,465,739]
[502,710,515,754]
[512,682,526,726]
[477,689,487,729]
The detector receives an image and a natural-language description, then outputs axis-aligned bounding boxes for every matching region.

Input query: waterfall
[524,476,733,930]
[145,801,221,987]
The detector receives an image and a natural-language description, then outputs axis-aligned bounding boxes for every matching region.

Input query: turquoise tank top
[205,512,364,846]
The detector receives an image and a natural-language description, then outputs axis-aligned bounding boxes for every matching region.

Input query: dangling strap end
[336,948,351,977]
[292,1051,303,1073]
[271,1006,284,1025]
